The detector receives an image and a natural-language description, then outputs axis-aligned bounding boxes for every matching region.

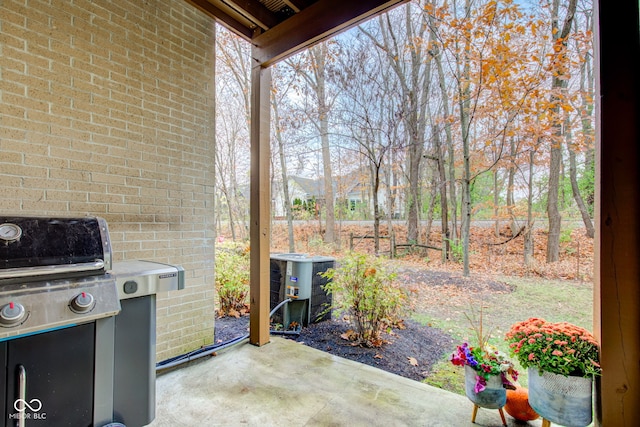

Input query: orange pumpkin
[504,386,539,421]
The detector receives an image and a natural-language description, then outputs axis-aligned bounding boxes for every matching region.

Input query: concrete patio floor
[148,336,543,427]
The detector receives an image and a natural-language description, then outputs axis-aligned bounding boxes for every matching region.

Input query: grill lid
[0,216,112,274]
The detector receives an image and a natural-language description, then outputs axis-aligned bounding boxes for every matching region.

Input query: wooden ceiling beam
[186,0,254,39]
[223,0,280,30]
[252,0,409,66]
[281,0,315,13]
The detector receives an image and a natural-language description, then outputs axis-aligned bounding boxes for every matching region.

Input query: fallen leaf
[374,353,383,359]
[340,329,357,341]
[407,356,418,366]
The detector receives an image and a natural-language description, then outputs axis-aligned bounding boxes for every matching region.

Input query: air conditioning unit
[269,253,335,331]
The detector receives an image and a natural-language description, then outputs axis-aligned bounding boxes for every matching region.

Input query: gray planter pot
[527,367,593,427]
[464,365,506,409]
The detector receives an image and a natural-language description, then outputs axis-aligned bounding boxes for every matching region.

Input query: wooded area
[213,0,594,277]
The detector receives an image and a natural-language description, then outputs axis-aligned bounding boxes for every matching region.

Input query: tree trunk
[561,71,593,239]
[546,141,562,263]
[506,137,517,236]
[424,175,437,245]
[431,5,457,244]
[372,163,381,254]
[311,45,336,245]
[493,169,500,237]
[364,8,430,244]
[459,0,473,276]
[272,100,296,252]
[573,15,595,237]
[546,0,577,263]
[524,150,535,267]
[569,147,595,238]
[433,123,450,260]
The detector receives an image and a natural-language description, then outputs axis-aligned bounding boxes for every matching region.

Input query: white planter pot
[527,367,593,427]
[464,365,506,409]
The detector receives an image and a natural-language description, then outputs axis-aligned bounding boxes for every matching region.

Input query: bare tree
[361,4,432,244]
[545,0,578,262]
[287,43,338,244]
[334,35,403,253]
[271,72,296,252]
[568,5,595,238]
[215,28,252,240]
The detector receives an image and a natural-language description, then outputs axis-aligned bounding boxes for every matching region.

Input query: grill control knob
[0,302,26,326]
[70,292,95,313]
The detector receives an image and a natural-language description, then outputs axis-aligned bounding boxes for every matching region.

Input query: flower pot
[464,365,506,409]
[527,368,593,427]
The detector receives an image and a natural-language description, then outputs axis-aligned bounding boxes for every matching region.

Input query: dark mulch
[284,318,452,381]
[214,315,452,382]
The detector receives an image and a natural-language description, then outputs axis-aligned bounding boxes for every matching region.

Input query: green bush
[321,252,407,347]
[215,241,250,317]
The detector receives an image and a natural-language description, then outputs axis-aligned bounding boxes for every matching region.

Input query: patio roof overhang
[186,0,409,66]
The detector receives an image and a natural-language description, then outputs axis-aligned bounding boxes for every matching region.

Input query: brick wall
[0,0,217,361]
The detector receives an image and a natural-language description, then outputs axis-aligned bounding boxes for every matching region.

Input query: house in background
[272,167,402,220]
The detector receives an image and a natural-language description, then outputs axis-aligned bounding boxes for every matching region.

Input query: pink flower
[552,350,563,357]
[474,375,487,393]
[528,353,536,361]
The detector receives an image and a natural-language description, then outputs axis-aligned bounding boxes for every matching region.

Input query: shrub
[215,241,250,317]
[321,252,407,347]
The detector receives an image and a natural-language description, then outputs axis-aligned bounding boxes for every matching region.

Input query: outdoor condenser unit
[269,253,335,330]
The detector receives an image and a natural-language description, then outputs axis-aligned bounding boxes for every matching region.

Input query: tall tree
[362,3,432,244]
[271,65,297,252]
[287,43,337,244]
[215,28,252,240]
[333,34,402,253]
[428,0,458,251]
[545,0,578,262]
[568,4,595,238]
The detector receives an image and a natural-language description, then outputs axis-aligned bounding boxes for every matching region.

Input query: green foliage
[321,252,407,347]
[469,174,497,215]
[215,241,250,317]
[559,227,573,244]
[578,160,595,216]
[446,238,464,263]
[336,198,370,220]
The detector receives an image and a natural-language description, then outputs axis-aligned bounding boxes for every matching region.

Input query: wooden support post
[595,1,640,424]
[249,57,272,346]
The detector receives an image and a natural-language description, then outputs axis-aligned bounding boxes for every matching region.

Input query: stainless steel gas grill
[0,216,120,338]
[0,216,121,427]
